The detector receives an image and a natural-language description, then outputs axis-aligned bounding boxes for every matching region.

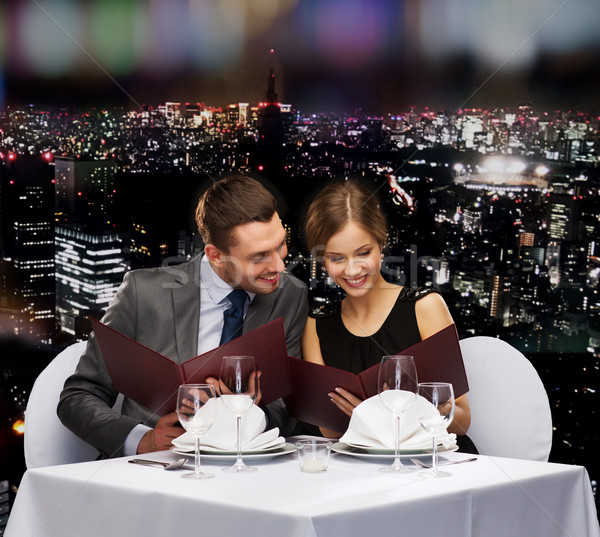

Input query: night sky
[2,0,600,113]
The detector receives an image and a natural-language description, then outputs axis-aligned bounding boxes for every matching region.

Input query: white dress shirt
[196,254,255,354]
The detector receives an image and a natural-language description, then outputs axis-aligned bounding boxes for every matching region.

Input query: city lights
[12,420,25,435]
[535,165,550,176]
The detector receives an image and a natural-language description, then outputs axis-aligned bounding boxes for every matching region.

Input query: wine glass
[176,383,218,479]
[218,355,259,473]
[417,382,455,478]
[377,355,418,473]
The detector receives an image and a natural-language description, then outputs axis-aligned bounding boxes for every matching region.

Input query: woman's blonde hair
[305,181,387,256]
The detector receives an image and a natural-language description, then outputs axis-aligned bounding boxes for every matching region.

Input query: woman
[302,181,474,450]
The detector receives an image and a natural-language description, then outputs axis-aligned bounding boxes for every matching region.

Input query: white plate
[172,440,286,455]
[332,442,458,459]
[171,442,296,460]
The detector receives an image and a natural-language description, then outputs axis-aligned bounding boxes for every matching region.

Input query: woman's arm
[301,317,326,365]
[415,292,471,436]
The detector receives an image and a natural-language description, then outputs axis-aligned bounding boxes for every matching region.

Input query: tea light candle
[301,457,326,473]
[296,440,331,473]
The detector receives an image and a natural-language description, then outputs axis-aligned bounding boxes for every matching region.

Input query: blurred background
[1,0,600,111]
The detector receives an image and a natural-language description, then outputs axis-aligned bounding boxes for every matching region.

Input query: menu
[284,324,468,433]
[90,317,291,415]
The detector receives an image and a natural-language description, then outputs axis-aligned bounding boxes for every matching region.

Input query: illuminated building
[548,194,580,242]
[54,157,117,228]
[462,208,482,233]
[560,242,588,290]
[228,103,250,128]
[545,242,561,286]
[159,102,182,126]
[489,274,512,322]
[53,158,122,335]
[518,232,543,267]
[519,232,535,248]
[55,225,126,337]
[520,246,545,267]
[0,155,55,339]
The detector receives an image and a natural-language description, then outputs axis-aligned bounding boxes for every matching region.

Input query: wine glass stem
[194,436,201,476]
[235,415,243,468]
[431,435,438,475]
[393,414,403,468]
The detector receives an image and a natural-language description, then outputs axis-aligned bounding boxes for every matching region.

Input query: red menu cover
[90,317,291,415]
[284,324,469,433]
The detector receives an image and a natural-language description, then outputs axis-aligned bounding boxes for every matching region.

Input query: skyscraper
[54,157,117,228]
[257,67,285,179]
[53,157,125,336]
[548,193,582,245]
[55,225,126,337]
[0,155,55,340]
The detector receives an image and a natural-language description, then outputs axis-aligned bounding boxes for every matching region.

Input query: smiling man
[58,175,308,458]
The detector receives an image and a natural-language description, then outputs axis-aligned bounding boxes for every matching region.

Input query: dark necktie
[219,289,249,345]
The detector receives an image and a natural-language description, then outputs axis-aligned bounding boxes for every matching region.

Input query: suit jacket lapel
[171,255,202,364]
[244,291,276,334]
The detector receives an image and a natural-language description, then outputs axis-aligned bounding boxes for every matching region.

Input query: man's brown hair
[305,181,387,256]
[195,175,277,251]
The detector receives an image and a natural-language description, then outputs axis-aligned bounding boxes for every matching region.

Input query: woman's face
[323,221,382,297]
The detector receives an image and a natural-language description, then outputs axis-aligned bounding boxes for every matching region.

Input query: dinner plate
[332,442,458,459]
[171,442,296,460]
[345,441,457,455]
[172,439,286,455]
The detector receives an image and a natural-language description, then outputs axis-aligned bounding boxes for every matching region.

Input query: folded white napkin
[172,398,284,452]
[339,394,457,451]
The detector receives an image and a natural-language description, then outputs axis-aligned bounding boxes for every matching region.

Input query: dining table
[5,440,599,537]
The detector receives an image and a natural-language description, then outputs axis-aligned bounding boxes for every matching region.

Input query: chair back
[460,336,552,461]
[24,341,100,468]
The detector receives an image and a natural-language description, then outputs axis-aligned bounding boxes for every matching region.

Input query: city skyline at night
[1,98,599,345]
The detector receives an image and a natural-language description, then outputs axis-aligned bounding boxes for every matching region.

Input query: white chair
[24,341,100,468]
[460,336,552,461]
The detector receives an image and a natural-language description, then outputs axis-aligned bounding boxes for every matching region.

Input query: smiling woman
[301,181,474,449]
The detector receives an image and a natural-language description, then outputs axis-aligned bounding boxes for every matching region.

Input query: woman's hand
[329,386,362,417]
[317,387,363,439]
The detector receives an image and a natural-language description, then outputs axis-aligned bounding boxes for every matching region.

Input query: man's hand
[137,412,183,454]
[205,370,263,406]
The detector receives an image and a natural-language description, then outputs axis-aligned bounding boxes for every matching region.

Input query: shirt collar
[200,254,256,306]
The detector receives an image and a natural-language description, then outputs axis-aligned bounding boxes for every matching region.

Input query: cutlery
[128,458,192,470]
[410,457,477,468]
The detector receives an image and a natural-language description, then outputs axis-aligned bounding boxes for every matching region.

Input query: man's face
[210,213,288,295]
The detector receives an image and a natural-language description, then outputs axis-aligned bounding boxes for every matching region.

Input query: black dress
[313,286,431,374]
[311,286,478,454]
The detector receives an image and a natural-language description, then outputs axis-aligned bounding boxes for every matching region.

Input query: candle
[301,457,326,473]
[296,440,332,472]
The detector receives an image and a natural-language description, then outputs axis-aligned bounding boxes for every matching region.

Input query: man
[58,175,308,458]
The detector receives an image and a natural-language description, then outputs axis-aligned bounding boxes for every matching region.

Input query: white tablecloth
[5,448,599,537]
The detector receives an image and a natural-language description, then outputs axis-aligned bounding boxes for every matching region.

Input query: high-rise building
[0,155,55,339]
[54,157,117,228]
[560,242,588,290]
[490,273,511,320]
[53,157,123,336]
[547,194,580,241]
[55,225,126,337]
[520,246,545,267]
[257,67,284,179]
[519,232,535,248]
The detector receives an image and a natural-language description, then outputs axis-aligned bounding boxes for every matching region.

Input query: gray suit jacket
[57,254,308,458]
